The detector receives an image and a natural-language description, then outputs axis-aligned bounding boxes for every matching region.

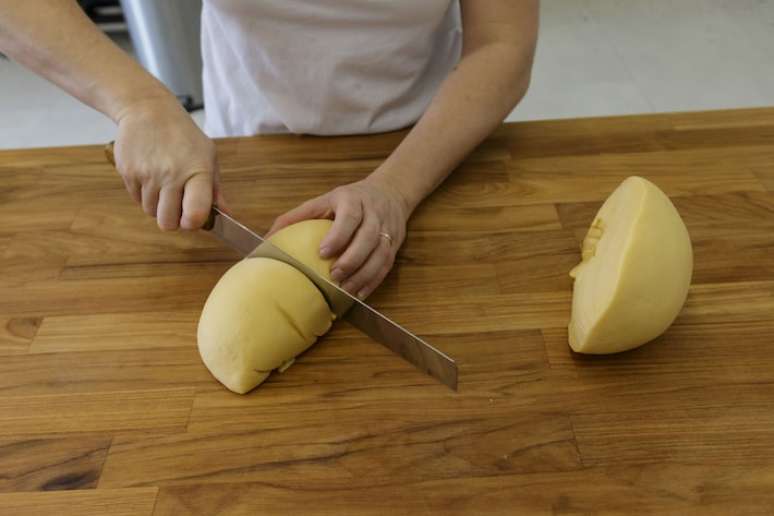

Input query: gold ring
[379,232,393,245]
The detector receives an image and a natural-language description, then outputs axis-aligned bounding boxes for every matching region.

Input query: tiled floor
[1,0,773,149]
[514,0,774,120]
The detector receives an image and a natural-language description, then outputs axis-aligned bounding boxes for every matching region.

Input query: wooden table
[1,108,774,515]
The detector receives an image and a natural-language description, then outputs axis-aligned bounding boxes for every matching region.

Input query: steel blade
[203,207,458,390]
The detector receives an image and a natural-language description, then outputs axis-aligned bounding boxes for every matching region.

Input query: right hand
[113,98,226,231]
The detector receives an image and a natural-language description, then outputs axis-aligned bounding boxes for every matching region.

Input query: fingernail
[319,246,331,258]
[357,290,367,300]
[331,268,344,282]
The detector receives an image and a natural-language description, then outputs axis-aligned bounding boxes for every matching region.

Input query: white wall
[1,0,773,148]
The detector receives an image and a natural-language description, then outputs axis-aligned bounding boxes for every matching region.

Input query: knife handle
[104,141,116,167]
[103,140,219,230]
[203,205,218,231]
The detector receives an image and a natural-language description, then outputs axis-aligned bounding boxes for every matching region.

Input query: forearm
[371,2,538,213]
[0,0,176,121]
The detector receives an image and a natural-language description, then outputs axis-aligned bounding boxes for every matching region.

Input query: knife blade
[103,142,457,390]
[204,207,458,391]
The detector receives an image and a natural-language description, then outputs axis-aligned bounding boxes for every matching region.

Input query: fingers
[267,196,332,237]
[357,258,393,299]
[132,176,214,231]
[125,172,214,231]
[319,196,363,258]
[157,186,183,231]
[180,172,213,230]
[340,236,394,299]
[122,176,142,205]
[123,166,217,231]
[267,182,402,298]
[330,212,380,283]
[141,182,160,218]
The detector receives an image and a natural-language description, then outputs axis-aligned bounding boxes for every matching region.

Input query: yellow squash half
[568,176,693,354]
[197,219,336,393]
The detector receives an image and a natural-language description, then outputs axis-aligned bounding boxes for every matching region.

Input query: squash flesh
[569,177,693,354]
[197,219,336,393]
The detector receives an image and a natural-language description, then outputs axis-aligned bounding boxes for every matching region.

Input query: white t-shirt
[200,0,461,137]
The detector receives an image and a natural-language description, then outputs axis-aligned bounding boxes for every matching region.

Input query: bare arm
[270,0,539,299]
[0,0,171,119]
[0,0,223,229]
[371,0,539,210]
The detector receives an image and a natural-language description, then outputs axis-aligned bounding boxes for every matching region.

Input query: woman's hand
[113,97,227,230]
[267,175,412,299]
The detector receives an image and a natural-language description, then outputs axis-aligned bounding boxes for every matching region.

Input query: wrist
[112,89,183,125]
[367,166,422,218]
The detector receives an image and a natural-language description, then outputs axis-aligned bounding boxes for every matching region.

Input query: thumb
[180,172,213,230]
[266,195,332,237]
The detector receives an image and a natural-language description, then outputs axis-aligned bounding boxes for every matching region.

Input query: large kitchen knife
[205,207,458,390]
[104,143,458,390]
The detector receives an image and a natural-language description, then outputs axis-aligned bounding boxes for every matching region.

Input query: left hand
[267,175,412,300]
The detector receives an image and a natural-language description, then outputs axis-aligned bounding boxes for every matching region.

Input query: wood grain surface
[1,107,774,514]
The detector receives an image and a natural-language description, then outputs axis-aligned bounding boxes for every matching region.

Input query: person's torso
[201,0,461,137]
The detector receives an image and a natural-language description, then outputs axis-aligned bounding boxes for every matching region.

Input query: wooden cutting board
[1,108,774,515]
